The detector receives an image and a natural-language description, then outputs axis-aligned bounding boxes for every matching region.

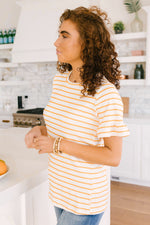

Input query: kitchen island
[0,127,110,225]
[0,127,57,225]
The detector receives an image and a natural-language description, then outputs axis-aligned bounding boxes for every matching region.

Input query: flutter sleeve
[95,82,130,138]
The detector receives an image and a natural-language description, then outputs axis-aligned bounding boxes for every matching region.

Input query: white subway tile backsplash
[0,62,150,115]
[119,86,150,115]
[0,62,56,112]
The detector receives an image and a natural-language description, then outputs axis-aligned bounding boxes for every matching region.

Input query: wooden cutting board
[121,97,129,114]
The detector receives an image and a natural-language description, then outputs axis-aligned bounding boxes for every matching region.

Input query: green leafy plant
[124,0,142,13]
[113,21,125,34]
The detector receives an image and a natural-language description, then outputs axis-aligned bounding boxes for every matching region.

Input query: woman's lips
[56,50,61,55]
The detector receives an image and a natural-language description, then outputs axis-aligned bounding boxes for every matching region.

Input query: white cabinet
[25,177,110,225]
[141,125,150,181]
[25,181,57,225]
[111,121,150,186]
[0,195,25,225]
[111,123,141,180]
[0,178,110,225]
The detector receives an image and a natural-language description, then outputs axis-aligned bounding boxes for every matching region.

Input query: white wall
[0,0,150,30]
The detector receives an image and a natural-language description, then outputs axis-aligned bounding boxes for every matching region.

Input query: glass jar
[131,12,143,32]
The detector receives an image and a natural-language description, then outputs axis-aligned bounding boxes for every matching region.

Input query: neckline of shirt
[66,71,82,86]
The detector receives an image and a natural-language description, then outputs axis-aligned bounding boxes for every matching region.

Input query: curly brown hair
[57,6,121,96]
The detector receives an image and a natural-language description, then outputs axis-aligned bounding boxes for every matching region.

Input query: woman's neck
[70,66,82,83]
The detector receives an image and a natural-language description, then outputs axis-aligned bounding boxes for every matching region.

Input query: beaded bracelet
[53,137,62,154]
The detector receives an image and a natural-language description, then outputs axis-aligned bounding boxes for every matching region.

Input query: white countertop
[0,127,48,205]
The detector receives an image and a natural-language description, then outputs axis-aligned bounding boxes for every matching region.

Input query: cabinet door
[111,123,141,180]
[141,125,150,181]
[99,167,110,225]
[25,177,110,225]
[25,181,57,225]
[0,197,22,225]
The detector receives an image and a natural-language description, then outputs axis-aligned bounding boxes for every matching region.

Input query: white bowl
[0,166,9,180]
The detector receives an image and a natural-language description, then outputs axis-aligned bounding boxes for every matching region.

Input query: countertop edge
[0,168,47,205]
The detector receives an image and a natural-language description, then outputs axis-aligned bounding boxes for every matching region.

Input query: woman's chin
[57,59,68,64]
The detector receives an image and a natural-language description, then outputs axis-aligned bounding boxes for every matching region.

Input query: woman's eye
[62,35,67,39]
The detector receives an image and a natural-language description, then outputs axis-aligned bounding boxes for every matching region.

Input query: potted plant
[113,21,125,34]
[124,0,143,32]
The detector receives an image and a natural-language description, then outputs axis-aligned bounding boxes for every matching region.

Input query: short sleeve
[95,82,130,138]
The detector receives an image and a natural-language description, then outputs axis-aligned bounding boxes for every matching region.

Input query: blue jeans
[54,206,104,225]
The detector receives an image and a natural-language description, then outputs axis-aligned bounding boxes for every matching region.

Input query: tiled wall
[119,85,150,115]
[0,63,57,112]
[0,62,150,115]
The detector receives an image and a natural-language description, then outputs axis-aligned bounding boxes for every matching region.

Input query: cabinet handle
[111,176,120,180]
[2,120,10,123]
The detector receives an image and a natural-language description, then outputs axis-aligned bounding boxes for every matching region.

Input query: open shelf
[120,79,145,86]
[118,56,146,63]
[0,63,18,68]
[0,44,13,50]
[0,81,30,86]
[112,32,147,41]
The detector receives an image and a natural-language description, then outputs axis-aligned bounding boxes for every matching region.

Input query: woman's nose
[54,38,60,47]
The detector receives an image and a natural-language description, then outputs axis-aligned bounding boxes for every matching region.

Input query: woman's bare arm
[60,136,122,167]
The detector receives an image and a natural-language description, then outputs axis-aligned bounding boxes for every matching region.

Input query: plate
[0,166,9,180]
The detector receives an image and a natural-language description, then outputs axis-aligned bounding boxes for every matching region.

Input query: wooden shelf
[112,32,147,41]
[118,56,146,63]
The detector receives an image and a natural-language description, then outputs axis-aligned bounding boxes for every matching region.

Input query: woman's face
[54,20,83,66]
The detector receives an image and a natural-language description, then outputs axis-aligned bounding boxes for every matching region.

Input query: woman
[25,6,129,225]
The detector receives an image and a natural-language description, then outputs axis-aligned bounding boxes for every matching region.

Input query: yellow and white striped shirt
[43,72,129,215]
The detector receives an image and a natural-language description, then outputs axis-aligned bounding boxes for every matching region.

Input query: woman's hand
[25,126,42,148]
[33,136,55,154]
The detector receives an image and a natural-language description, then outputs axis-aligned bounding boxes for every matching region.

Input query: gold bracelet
[53,137,62,154]
[52,138,57,153]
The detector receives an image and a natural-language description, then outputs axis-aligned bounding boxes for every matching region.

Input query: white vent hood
[12,0,61,63]
[12,0,90,63]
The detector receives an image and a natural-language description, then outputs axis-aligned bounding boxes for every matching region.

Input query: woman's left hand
[33,135,54,154]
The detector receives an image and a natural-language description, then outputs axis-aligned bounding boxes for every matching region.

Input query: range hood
[12,0,61,63]
[12,0,90,63]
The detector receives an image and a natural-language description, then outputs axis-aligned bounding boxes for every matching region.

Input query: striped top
[43,72,129,215]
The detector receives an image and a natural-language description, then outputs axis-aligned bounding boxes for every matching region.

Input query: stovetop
[16,108,44,115]
[13,108,45,127]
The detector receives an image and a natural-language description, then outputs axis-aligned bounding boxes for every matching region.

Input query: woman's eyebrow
[59,30,71,35]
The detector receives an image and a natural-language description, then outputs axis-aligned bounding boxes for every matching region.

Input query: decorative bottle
[131,12,143,32]
[3,30,8,44]
[0,30,3,44]
[134,64,144,79]
[8,29,13,44]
